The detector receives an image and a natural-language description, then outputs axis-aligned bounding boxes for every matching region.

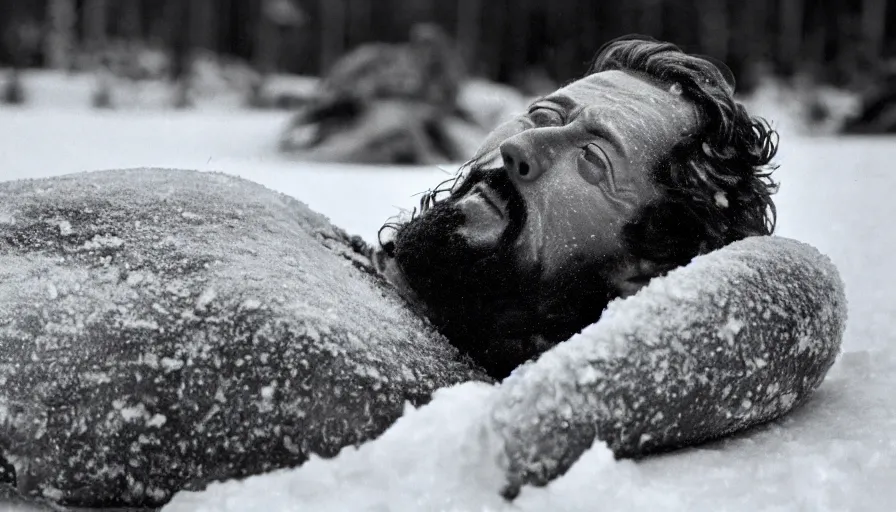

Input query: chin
[390,206,612,379]
[387,166,624,379]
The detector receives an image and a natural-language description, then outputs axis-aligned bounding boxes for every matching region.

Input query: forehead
[546,70,702,153]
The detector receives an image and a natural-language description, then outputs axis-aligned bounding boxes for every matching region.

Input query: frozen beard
[391,166,618,380]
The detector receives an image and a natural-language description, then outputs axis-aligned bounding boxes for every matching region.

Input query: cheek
[545,210,625,271]
[515,185,629,279]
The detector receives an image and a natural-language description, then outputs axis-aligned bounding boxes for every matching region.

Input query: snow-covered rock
[0,169,489,508]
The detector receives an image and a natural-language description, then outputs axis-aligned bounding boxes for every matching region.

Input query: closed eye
[527,107,564,128]
[578,143,615,189]
[583,143,609,169]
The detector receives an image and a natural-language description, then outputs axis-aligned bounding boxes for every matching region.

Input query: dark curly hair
[590,35,779,269]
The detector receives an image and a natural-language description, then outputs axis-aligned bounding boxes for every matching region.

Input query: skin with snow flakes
[492,236,847,498]
[0,169,490,508]
[0,169,847,508]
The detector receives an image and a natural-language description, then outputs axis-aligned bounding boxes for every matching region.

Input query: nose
[500,137,544,182]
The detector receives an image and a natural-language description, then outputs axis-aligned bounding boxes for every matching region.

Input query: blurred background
[3,6,896,510]
[0,1,895,366]
[1,0,895,176]
[3,0,896,90]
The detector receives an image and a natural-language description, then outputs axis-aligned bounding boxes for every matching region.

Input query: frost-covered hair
[591,35,779,268]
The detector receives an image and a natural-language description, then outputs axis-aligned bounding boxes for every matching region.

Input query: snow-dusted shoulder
[0,169,488,507]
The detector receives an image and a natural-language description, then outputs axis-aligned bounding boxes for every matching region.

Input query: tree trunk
[860,0,888,73]
[167,0,193,108]
[695,0,728,60]
[746,0,770,67]
[121,0,143,42]
[479,1,507,82]
[456,0,481,73]
[777,0,805,76]
[347,0,373,49]
[506,0,531,80]
[254,0,278,75]
[2,69,25,105]
[633,0,664,39]
[247,0,277,108]
[192,0,216,52]
[320,0,346,74]
[729,0,769,92]
[83,0,108,55]
[84,0,113,108]
[44,0,76,70]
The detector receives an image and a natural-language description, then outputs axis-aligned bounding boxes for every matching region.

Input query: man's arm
[490,236,846,498]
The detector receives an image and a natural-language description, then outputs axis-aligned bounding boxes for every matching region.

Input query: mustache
[450,148,520,203]
[415,150,509,213]
[452,149,505,193]
[453,162,528,249]
[452,166,514,201]
[380,155,522,256]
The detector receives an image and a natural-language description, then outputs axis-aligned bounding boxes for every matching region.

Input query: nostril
[518,161,530,177]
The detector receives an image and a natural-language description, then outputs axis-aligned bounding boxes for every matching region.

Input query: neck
[388,262,617,380]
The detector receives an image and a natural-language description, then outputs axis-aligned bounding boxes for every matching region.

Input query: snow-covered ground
[1,84,895,511]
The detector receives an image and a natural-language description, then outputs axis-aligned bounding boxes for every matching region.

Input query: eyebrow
[584,112,625,157]
[529,93,578,113]
[531,92,626,157]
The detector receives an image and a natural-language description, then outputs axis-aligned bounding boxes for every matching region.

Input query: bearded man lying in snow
[377,34,780,379]
[0,35,844,508]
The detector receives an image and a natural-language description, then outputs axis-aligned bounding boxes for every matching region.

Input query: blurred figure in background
[1,14,41,105]
[279,22,517,165]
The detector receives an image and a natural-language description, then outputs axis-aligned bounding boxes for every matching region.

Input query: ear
[611,257,676,299]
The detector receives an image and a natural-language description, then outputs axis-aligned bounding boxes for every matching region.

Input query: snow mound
[166,382,509,512]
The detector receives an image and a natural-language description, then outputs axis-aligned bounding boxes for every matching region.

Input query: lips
[454,182,510,249]
[471,183,507,219]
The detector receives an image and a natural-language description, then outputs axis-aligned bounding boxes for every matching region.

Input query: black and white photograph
[0,0,894,510]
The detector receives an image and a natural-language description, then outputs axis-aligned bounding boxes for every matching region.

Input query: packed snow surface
[2,81,895,510]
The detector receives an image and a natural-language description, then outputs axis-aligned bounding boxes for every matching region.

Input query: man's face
[457,69,702,280]
[391,69,703,377]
